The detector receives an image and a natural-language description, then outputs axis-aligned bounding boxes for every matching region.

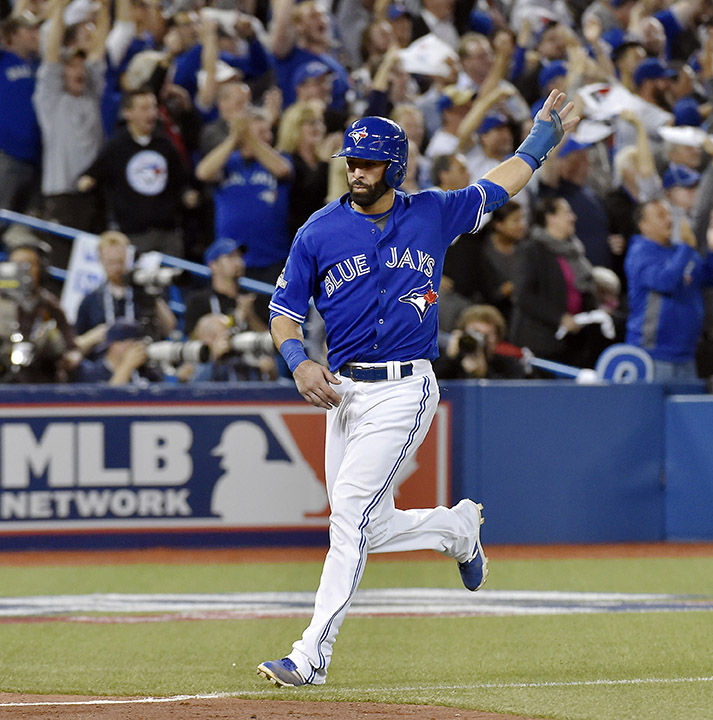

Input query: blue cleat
[458,502,489,591]
[257,658,309,687]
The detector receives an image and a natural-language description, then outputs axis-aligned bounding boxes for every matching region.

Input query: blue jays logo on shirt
[348,127,369,145]
[399,282,439,321]
[126,150,168,196]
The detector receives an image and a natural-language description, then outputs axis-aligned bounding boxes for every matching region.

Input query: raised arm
[269,0,296,60]
[483,89,579,198]
[87,0,110,63]
[43,0,68,64]
[196,16,219,111]
[195,117,241,182]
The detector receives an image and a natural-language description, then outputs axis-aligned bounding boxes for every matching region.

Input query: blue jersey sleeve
[268,231,315,325]
[434,180,509,248]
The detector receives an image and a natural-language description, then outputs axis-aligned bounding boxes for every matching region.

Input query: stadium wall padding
[0,381,708,549]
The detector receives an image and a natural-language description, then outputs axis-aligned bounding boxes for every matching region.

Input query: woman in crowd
[510,196,599,368]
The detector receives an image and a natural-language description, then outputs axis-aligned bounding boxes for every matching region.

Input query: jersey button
[378,319,384,324]
[380,289,386,294]
[371,228,376,234]
[373,343,378,349]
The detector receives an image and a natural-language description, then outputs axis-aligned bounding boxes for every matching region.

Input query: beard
[348,175,390,208]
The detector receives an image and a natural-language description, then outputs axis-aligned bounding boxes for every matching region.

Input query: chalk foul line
[2,677,713,707]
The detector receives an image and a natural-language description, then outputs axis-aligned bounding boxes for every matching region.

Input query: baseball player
[258,90,579,687]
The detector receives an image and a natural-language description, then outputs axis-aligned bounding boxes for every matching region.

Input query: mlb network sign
[0,403,450,534]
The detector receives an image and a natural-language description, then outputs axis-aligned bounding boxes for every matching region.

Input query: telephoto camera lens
[228,331,275,355]
[145,340,210,365]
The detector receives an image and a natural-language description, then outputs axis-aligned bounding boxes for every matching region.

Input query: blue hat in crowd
[293,60,332,87]
[468,9,494,36]
[106,320,144,345]
[538,60,567,89]
[557,136,592,158]
[663,163,701,189]
[633,57,676,86]
[437,85,476,112]
[387,3,413,21]
[477,113,509,134]
[204,237,247,265]
[673,97,702,127]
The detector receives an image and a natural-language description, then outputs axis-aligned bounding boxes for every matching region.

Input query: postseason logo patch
[276,268,287,289]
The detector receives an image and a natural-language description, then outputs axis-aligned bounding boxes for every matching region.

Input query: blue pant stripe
[314,376,431,669]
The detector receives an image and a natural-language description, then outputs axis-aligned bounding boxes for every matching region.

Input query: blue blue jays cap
[477,113,509,134]
[468,9,494,36]
[538,60,567,89]
[673,97,702,127]
[106,320,143,344]
[557,136,592,158]
[387,2,413,20]
[204,237,246,265]
[663,163,700,189]
[633,57,676,86]
[437,85,476,112]
[293,60,332,87]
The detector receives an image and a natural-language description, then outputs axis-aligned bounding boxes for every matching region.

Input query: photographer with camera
[434,304,527,380]
[1,230,82,383]
[74,231,177,357]
[184,236,267,337]
[73,319,165,385]
[182,312,277,382]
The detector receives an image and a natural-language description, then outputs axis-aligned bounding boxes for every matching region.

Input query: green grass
[1,555,712,720]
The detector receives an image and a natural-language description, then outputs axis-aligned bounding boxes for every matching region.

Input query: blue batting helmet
[332,116,409,188]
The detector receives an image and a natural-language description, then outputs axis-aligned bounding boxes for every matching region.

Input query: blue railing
[0,209,276,298]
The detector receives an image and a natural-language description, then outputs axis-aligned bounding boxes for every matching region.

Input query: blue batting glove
[515,108,564,170]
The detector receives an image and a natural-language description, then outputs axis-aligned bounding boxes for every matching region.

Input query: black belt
[339,362,414,382]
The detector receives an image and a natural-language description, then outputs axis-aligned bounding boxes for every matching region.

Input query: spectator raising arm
[196,112,292,183]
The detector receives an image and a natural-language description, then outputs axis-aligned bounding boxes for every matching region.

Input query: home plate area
[2,589,713,623]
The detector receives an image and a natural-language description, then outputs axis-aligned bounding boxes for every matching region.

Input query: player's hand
[537,89,580,134]
[293,360,341,410]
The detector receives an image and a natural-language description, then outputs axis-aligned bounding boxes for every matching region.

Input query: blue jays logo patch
[399,282,439,321]
[348,126,369,145]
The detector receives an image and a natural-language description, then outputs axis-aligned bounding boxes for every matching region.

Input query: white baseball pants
[288,360,481,684]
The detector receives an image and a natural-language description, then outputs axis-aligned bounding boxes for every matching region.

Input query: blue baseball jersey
[213,150,293,269]
[270,184,495,371]
[0,50,41,163]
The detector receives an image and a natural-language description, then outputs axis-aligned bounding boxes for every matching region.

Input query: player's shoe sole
[257,658,308,687]
[458,501,489,591]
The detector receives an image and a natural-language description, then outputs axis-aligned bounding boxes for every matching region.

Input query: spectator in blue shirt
[0,11,42,219]
[195,105,292,320]
[625,197,713,380]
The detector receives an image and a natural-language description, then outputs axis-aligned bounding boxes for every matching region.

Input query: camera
[146,340,209,365]
[227,331,274,356]
[129,267,184,294]
[458,329,486,356]
[0,261,34,307]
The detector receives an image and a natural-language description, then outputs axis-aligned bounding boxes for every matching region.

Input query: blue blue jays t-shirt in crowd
[213,150,293,269]
[0,50,41,163]
[270,184,493,371]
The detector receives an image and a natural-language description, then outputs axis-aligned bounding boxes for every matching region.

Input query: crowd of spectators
[1,0,713,384]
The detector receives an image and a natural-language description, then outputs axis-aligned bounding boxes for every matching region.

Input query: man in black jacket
[77,87,198,258]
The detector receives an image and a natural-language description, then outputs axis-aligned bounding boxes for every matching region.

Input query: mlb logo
[276,405,450,525]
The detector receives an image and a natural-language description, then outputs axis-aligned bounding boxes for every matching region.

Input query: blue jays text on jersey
[270,181,508,371]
